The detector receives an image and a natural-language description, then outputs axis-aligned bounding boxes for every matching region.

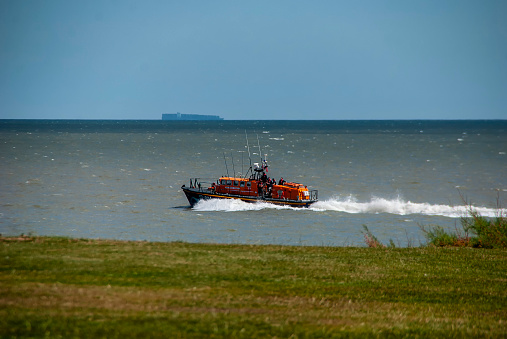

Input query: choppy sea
[1,120,506,247]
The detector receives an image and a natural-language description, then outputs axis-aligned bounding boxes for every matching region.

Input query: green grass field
[1,236,506,338]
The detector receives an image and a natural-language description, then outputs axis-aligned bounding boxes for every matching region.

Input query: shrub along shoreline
[1,235,506,337]
[364,193,507,249]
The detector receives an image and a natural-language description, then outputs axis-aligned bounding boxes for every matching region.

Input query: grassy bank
[1,236,506,338]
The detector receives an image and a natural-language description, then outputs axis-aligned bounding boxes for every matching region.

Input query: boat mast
[245,131,252,167]
[256,134,262,165]
[223,152,229,177]
[231,152,236,177]
[245,130,253,178]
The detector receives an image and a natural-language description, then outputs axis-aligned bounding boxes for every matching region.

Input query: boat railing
[188,178,216,192]
[309,190,318,201]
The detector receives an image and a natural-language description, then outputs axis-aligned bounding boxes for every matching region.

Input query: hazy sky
[1,1,506,120]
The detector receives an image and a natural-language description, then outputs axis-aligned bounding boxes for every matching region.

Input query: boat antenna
[223,152,229,177]
[245,130,252,169]
[231,152,236,177]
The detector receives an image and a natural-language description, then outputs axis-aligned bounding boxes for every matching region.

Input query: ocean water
[1,120,506,247]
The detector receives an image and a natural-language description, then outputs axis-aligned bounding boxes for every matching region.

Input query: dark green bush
[419,223,472,247]
[464,214,507,248]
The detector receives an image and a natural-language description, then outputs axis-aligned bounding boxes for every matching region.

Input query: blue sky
[1,1,506,120]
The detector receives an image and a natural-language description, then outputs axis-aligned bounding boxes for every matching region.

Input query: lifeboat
[181,160,318,208]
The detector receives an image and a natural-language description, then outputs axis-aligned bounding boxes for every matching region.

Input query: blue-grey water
[1,120,506,247]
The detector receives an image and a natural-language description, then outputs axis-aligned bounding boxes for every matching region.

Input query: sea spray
[312,196,499,217]
[192,196,499,218]
[192,198,293,212]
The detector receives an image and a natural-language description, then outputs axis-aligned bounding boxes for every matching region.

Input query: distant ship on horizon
[162,112,223,121]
